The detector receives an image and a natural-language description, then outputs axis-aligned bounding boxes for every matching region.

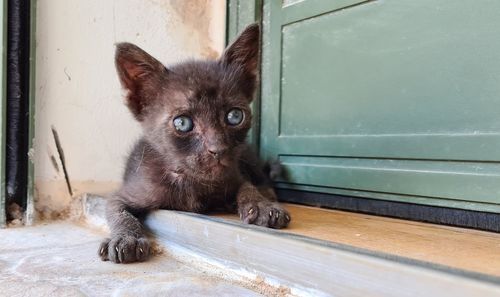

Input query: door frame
[226,0,262,151]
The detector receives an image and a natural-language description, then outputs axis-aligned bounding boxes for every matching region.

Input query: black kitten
[99,24,291,264]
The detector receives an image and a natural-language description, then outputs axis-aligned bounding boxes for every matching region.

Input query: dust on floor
[0,222,262,297]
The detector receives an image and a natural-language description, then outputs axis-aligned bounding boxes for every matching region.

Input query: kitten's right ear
[220,23,260,78]
[115,42,167,120]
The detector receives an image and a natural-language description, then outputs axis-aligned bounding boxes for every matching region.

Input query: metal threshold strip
[144,209,500,296]
[79,195,500,296]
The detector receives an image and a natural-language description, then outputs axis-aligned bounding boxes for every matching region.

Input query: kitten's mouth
[210,160,228,171]
[184,155,233,181]
[216,158,231,166]
[201,158,231,179]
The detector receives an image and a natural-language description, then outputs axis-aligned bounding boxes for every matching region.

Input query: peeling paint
[27,147,35,163]
[34,180,120,221]
[170,0,224,59]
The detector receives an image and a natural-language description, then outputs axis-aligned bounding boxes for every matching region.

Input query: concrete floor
[0,222,263,297]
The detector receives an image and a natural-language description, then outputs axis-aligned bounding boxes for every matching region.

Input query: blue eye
[226,108,244,126]
[173,116,193,132]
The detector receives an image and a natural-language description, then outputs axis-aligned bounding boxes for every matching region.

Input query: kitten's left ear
[115,43,168,121]
[220,23,260,79]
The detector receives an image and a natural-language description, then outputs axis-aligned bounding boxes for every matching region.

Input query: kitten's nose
[208,146,227,158]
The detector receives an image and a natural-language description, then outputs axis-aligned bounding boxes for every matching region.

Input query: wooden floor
[218,203,500,278]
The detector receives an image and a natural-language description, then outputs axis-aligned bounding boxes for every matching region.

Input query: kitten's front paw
[98,235,150,263]
[239,202,291,229]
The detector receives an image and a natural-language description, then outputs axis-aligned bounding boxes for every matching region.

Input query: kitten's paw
[239,202,291,229]
[98,235,151,263]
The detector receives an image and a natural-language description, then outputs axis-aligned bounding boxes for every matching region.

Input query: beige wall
[34,0,226,218]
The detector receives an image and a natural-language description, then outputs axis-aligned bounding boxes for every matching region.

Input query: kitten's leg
[98,196,151,263]
[237,181,291,229]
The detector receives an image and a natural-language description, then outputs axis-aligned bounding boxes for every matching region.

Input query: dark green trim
[277,189,500,233]
[225,0,238,44]
[226,0,262,42]
[275,182,500,214]
[0,0,6,227]
[226,0,263,152]
[25,0,36,224]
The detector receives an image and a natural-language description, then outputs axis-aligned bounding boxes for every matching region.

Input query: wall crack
[51,126,73,196]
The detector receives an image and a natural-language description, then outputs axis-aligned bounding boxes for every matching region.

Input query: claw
[275,212,279,219]
[100,248,104,255]
[115,247,119,252]
[269,211,273,217]
[285,214,290,222]
[139,248,144,254]
[248,208,254,215]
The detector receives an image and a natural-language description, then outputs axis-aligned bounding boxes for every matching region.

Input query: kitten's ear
[220,23,260,80]
[115,42,167,120]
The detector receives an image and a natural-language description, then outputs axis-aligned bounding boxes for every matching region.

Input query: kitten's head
[115,24,259,181]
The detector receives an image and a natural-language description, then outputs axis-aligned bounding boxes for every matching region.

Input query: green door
[260,0,500,213]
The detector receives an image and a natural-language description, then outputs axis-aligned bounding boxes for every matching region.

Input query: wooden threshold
[217,203,500,278]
